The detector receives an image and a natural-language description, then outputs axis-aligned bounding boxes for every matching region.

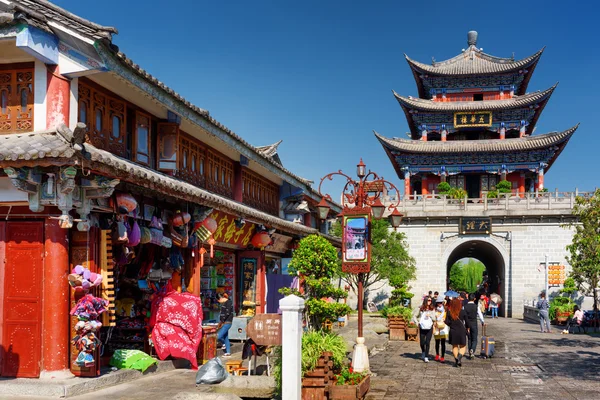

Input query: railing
[373,190,592,216]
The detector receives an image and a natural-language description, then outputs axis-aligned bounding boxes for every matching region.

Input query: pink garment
[574,309,584,323]
[151,291,203,367]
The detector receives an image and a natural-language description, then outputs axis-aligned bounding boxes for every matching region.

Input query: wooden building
[0,0,339,378]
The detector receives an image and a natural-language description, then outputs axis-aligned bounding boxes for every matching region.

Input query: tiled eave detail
[394,84,556,112]
[0,128,341,245]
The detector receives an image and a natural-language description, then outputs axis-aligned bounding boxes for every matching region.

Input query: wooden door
[1,221,44,377]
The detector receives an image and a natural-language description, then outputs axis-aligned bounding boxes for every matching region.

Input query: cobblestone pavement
[367,318,600,400]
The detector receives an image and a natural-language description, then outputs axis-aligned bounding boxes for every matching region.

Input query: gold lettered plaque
[454,111,492,128]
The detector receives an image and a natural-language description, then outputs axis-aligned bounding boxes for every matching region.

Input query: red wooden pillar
[422,175,429,195]
[537,168,544,191]
[46,66,70,129]
[303,212,312,228]
[233,162,243,203]
[42,219,70,372]
[404,171,411,199]
[518,174,526,198]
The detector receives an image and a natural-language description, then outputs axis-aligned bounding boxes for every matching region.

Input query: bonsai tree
[437,182,451,195]
[279,234,351,330]
[496,180,512,195]
[388,276,414,308]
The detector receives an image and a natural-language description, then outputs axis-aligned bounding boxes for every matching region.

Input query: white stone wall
[349,222,595,318]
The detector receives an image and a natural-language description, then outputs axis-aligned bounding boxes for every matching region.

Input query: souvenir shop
[66,190,285,376]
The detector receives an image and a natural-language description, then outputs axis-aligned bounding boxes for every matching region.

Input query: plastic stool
[225,360,243,374]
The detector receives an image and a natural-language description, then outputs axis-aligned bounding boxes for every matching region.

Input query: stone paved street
[367,318,600,400]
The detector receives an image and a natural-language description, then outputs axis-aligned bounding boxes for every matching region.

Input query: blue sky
[54,0,599,197]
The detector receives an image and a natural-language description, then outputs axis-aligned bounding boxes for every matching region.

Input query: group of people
[535,291,585,334]
[413,291,487,367]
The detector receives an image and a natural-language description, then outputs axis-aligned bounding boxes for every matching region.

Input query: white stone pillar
[279,294,305,400]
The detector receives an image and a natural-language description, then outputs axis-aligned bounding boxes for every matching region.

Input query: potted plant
[406,322,418,341]
[381,305,413,341]
[329,366,370,400]
[549,296,574,324]
[301,330,346,400]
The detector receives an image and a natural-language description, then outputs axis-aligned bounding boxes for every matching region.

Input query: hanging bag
[149,210,164,246]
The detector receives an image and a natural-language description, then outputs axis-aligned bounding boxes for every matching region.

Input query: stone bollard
[279,294,305,400]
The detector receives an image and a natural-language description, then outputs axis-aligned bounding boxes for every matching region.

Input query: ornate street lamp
[317,159,402,373]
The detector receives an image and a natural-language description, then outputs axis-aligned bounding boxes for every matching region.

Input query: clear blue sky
[54,0,599,197]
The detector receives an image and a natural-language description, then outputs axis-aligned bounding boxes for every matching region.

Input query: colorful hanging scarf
[150,291,203,367]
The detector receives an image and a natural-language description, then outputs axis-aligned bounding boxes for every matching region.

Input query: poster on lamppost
[342,211,371,273]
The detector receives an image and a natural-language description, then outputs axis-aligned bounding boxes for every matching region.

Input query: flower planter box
[387,317,406,341]
[555,311,571,325]
[302,351,333,400]
[329,375,370,400]
[406,326,418,342]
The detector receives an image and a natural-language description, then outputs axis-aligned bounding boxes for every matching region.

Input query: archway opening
[448,257,486,294]
[446,240,506,317]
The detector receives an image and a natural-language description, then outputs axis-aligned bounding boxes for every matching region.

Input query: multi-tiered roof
[376,31,577,183]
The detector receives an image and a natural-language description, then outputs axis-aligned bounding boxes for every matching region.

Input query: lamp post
[317,159,403,372]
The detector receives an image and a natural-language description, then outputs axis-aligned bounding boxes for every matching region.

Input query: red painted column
[519,173,526,198]
[303,212,312,228]
[46,65,71,129]
[404,172,411,199]
[422,175,429,195]
[233,162,243,203]
[42,219,70,372]
[537,168,544,191]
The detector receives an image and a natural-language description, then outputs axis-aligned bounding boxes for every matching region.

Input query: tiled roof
[394,84,557,112]
[3,1,335,209]
[6,0,117,40]
[374,124,578,154]
[405,46,544,77]
[0,126,340,243]
[257,140,283,160]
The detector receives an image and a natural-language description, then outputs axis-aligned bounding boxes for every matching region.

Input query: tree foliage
[448,258,486,293]
[331,219,416,309]
[565,189,600,314]
[279,234,351,330]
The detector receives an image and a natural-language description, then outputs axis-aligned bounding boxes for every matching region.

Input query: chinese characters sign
[342,212,371,273]
[240,258,257,304]
[246,314,282,346]
[454,111,492,128]
[460,217,491,235]
[209,210,255,247]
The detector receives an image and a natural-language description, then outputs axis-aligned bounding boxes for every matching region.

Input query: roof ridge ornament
[467,31,478,47]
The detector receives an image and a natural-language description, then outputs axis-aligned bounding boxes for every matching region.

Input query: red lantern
[172,211,191,227]
[193,217,218,241]
[251,231,271,249]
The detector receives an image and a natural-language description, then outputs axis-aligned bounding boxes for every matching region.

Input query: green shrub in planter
[496,180,512,194]
[301,330,346,374]
[437,182,451,194]
[381,305,412,322]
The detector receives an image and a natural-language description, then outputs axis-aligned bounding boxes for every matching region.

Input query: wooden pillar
[422,175,429,195]
[46,66,70,129]
[519,174,526,198]
[441,128,447,142]
[233,162,243,203]
[42,219,70,372]
[303,212,312,228]
[499,123,506,140]
[537,168,544,191]
[403,171,411,199]
[421,128,427,142]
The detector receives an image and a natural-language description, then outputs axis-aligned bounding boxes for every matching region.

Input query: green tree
[448,259,485,293]
[331,219,416,310]
[565,189,600,325]
[279,234,351,330]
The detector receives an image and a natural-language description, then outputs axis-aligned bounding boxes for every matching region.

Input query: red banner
[208,210,255,247]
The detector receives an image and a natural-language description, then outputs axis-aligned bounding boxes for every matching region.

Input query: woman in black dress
[445,297,467,367]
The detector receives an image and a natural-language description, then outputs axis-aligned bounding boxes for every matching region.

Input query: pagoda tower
[376,31,578,198]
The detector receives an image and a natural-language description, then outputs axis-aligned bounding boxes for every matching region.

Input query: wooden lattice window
[78,80,127,157]
[242,169,279,215]
[177,132,205,186]
[157,122,179,172]
[0,64,34,133]
[206,149,233,198]
[134,111,151,165]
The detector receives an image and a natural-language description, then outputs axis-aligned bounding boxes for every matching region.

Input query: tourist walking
[216,293,234,356]
[536,291,551,333]
[433,295,449,363]
[464,293,485,359]
[488,297,499,318]
[445,298,467,367]
[414,297,434,362]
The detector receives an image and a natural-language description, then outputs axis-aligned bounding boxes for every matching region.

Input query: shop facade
[0,0,339,378]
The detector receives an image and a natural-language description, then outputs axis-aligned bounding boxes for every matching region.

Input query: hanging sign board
[460,217,491,235]
[240,257,257,304]
[454,111,492,128]
[246,314,282,346]
[341,207,371,273]
[209,210,256,247]
[265,233,293,254]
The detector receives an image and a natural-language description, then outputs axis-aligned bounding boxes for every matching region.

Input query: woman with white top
[413,297,435,362]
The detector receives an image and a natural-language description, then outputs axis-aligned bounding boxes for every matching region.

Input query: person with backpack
[464,293,485,359]
[536,291,551,333]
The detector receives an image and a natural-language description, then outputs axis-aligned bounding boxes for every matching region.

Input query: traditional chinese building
[0,0,339,378]
[376,31,578,198]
